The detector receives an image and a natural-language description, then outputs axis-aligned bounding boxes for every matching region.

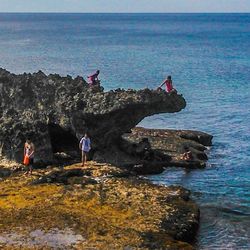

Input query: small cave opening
[48,123,80,160]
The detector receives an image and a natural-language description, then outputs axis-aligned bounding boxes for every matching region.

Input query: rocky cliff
[0,69,186,165]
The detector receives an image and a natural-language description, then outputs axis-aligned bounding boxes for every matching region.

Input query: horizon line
[0,12,249,14]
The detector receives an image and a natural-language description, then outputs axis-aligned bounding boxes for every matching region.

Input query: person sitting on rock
[24,138,35,175]
[158,75,177,93]
[79,133,91,167]
[136,138,154,160]
[87,70,100,86]
[181,147,193,161]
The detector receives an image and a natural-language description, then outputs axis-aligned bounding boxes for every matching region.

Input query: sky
[0,0,249,13]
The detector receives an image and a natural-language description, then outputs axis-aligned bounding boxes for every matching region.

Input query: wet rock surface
[0,167,11,178]
[0,68,186,166]
[0,162,199,249]
[122,127,212,173]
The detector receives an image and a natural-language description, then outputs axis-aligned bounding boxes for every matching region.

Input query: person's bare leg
[84,153,87,165]
[24,164,29,175]
[29,165,33,175]
[81,151,85,167]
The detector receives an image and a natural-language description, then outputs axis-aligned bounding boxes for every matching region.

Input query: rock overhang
[0,68,186,163]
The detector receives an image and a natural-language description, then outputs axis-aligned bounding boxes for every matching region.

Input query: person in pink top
[87,70,100,86]
[158,75,177,93]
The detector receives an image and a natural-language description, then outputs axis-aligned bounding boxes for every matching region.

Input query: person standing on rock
[79,133,91,167]
[23,138,35,175]
[87,70,100,86]
[158,75,177,93]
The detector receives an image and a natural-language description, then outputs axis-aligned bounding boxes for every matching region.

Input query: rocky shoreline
[0,162,199,249]
[122,127,212,175]
[0,69,213,249]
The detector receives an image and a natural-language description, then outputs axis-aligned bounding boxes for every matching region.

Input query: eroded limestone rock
[0,68,186,165]
[122,127,213,172]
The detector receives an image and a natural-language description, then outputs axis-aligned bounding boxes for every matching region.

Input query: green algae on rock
[0,162,199,249]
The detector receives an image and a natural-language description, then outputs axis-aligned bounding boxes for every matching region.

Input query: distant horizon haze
[0,11,250,14]
[0,0,249,13]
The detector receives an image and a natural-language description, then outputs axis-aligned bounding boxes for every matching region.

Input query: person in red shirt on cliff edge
[158,75,177,93]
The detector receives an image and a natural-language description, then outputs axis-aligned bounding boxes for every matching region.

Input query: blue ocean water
[0,13,249,249]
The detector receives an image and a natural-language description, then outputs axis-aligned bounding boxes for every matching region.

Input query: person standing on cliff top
[23,138,35,175]
[158,75,177,93]
[87,70,100,86]
[79,133,91,167]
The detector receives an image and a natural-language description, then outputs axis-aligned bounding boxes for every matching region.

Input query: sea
[0,13,249,249]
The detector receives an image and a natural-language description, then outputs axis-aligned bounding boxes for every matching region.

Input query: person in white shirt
[79,133,91,167]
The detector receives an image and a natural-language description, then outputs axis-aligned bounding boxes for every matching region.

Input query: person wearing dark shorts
[79,133,91,167]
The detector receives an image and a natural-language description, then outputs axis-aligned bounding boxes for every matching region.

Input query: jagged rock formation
[0,68,186,166]
[122,127,213,172]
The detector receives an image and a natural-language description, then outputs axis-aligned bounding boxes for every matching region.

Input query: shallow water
[0,13,249,249]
